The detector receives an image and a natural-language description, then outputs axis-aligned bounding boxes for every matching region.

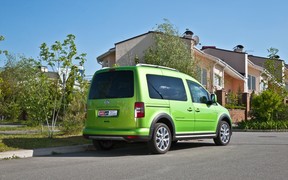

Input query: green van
[83,64,232,154]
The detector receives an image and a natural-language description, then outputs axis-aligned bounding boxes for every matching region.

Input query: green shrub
[225,91,245,109]
[225,104,246,110]
[60,92,86,135]
[250,90,283,121]
[238,119,288,130]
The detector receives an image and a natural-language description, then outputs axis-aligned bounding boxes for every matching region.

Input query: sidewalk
[0,144,93,160]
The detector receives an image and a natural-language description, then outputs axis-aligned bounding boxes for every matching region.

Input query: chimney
[183,29,194,39]
[233,45,244,52]
[201,46,216,50]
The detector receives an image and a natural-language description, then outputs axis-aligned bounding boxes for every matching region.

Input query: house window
[248,75,256,90]
[214,74,222,87]
[260,81,267,92]
[201,68,207,86]
[196,67,207,86]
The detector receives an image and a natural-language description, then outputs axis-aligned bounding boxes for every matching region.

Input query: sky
[1,0,288,76]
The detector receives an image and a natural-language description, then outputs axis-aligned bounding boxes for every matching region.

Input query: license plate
[98,110,118,117]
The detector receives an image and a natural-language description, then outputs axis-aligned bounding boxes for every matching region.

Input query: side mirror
[211,94,217,103]
[207,94,217,105]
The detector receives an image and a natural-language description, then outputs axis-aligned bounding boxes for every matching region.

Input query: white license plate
[98,110,118,117]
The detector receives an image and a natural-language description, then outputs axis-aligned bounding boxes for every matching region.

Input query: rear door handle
[195,108,200,112]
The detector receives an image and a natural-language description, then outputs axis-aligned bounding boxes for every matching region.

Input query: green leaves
[144,19,197,78]
[251,90,283,121]
[38,34,87,138]
[0,35,8,56]
[0,34,88,138]
[263,47,285,94]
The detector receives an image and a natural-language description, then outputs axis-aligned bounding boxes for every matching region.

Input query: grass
[0,125,39,131]
[0,125,91,152]
[0,134,91,152]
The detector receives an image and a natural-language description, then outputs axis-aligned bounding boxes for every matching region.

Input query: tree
[0,35,8,101]
[39,34,87,137]
[0,55,50,123]
[0,54,21,120]
[144,19,197,78]
[263,48,285,94]
[16,58,53,126]
[0,35,8,56]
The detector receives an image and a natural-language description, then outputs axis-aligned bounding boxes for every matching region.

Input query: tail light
[135,102,145,118]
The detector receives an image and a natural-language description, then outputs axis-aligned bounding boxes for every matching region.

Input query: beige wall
[193,50,215,92]
[101,52,116,67]
[248,66,262,94]
[224,73,244,93]
[115,33,154,66]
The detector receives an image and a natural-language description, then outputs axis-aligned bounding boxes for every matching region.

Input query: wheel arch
[149,113,176,141]
[216,114,232,136]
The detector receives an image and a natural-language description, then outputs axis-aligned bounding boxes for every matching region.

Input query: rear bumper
[83,127,150,142]
[83,134,150,142]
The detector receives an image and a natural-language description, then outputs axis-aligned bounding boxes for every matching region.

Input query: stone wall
[228,109,246,124]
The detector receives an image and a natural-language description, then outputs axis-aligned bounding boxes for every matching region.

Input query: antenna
[192,35,200,45]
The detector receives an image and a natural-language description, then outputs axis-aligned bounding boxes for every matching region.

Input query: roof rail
[136,63,178,71]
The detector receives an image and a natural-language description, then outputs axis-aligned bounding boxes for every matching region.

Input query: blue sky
[1,0,288,76]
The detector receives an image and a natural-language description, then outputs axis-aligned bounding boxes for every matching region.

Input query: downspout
[222,65,227,90]
[244,54,249,93]
[212,62,217,93]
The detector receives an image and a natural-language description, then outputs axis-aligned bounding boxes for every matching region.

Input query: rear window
[147,74,187,101]
[89,70,134,99]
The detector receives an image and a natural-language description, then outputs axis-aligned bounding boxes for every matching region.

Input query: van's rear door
[87,69,136,129]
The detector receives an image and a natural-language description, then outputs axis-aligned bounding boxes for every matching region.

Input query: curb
[232,129,288,132]
[0,144,92,160]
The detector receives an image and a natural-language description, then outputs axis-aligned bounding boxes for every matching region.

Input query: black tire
[93,140,114,150]
[213,121,231,146]
[148,123,172,154]
[171,140,178,147]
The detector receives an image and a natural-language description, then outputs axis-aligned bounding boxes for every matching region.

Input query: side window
[147,74,187,101]
[186,80,210,104]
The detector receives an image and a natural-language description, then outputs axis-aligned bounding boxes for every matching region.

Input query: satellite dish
[192,35,200,45]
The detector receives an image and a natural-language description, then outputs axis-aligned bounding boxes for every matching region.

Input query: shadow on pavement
[51,141,215,158]
[1,136,90,150]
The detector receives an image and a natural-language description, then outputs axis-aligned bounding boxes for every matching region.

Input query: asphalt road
[0,132,288,180]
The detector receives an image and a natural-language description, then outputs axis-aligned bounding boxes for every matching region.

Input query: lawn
[0,125,91,152]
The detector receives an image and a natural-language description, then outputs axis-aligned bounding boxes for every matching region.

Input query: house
[39,66,86,88]
[97,31,246,94]
[96,31,287,121]
[202,46,287,94]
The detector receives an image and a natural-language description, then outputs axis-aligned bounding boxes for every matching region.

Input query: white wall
[115,33,154,66]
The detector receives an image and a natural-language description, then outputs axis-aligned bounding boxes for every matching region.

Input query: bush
[225,104,246,110]
[238,119,288,130]
[60,113,85,135]
[60,92,86,135]
[225,91,245,109]
[250,90,283,121]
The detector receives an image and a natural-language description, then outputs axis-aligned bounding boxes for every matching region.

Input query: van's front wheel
[213,121,231,146]
[93,140,114,150]
[148,123,171,154]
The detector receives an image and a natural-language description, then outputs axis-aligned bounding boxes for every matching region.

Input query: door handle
[195,108,200,112]
[187,107,193,112]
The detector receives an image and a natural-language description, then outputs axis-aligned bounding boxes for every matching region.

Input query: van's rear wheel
[148,123,171,154]
[93,140,114,150]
